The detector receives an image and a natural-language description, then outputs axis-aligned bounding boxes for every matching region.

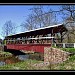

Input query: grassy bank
[0,59,43,70]
[0,51,12,59]
[0,55,75,70]
[0,48,75,70]
[50,55,75,70]
[61,48,75,53]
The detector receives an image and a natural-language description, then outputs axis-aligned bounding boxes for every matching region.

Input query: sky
[0,5,62,39]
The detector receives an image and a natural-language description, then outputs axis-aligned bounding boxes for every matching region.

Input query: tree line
[2,5,75,43]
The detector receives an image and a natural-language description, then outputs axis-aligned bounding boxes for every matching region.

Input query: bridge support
[44,47,70,65]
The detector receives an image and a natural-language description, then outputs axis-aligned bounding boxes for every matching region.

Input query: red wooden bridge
[6,44,51,53]
[5,24,67,53]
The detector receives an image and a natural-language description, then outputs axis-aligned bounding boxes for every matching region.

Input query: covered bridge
[5,23,67,53]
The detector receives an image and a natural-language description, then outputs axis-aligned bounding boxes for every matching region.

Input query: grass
[0,51,12,55]
[51,55,75,70]
[61,48,75,53]
[52,45,75,53]
[0,51,12,59]
[0,59,43,70]
[0,48,75,70]
[0,55,75,70]
[1,56,75,70]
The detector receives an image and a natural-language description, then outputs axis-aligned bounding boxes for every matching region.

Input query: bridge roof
[6,23,67,38]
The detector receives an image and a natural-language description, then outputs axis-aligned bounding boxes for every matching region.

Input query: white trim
[28,37,55,40]
[39,37,54,39]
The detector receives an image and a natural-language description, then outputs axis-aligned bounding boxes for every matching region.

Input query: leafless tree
[31,5,58,27]
[21,13,38,31]
[21,5,58,31]
[2,20,16,37]
[60,5,75,43]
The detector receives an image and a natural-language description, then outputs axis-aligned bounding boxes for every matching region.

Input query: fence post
[54,43,56,47]
[63,43,65,48]
[74,43,75,48]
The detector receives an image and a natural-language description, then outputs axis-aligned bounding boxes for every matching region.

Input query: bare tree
[60,5,75,43]
[21,14,36,31]
[31,5,43,28]
[31,6,57,27]
[21,5,58,31]
[2,20,16,37]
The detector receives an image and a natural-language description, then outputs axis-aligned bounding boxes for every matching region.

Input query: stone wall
[44,47,70,64]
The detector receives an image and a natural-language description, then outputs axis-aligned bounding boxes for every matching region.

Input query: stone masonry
[44,47,70,64]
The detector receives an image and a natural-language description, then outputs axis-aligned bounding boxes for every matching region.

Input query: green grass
[0,55,75,70]
[0,48,75,70]
[61,48,75,53]
[51,55,75,70]
[52,45,75,53]
[0,51,12,59]
[0,59,43,70]
[0,51,12,55]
